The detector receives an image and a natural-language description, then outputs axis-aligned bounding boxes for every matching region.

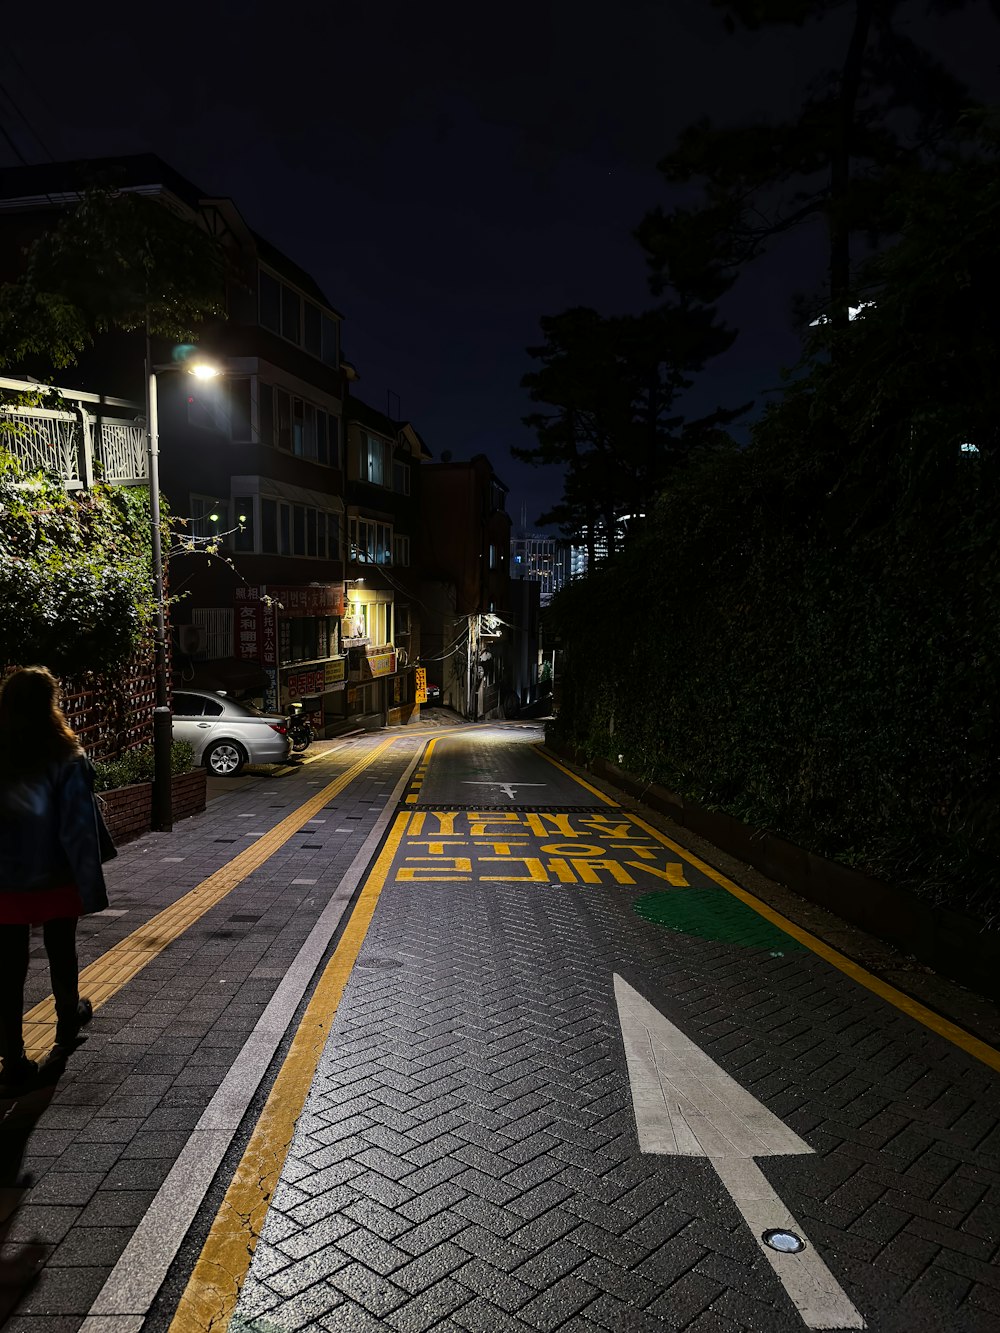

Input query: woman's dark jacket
[0,753,109,914]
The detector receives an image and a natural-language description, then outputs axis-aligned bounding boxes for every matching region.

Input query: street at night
[3,3,1000,1329]
[2,719,998,1332]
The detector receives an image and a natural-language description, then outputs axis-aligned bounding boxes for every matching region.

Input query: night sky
[1,1,997,526]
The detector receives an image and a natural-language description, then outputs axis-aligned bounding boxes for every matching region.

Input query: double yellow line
[24,737,398,1059]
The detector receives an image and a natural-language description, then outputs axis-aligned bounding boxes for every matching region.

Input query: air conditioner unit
[178,625,207,657]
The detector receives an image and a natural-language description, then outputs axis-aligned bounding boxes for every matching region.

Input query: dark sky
[1,1,997,527]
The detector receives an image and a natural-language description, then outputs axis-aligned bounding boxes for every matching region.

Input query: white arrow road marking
[463,781,547,799]
[614,975,865,1330]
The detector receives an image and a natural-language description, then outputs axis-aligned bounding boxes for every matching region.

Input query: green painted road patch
[635,888,805,952]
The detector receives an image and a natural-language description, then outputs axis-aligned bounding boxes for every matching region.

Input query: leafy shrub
[0,451,157,674]
[93,740,195,793]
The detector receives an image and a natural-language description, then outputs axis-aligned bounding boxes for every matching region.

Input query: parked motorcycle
[285,708,314,753]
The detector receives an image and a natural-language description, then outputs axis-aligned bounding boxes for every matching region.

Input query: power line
[0,48,57,161]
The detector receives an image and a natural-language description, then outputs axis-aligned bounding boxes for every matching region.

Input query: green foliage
[516,305,742,550]
[550,137,1000,924]
[638,0,980,319]
[0,186,227,370]
[0,450,156,673]
[92,740,195,793]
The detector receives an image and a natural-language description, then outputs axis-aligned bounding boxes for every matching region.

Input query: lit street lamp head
[188,361,221,379]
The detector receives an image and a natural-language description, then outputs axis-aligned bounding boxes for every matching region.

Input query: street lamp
[145,342,223,832]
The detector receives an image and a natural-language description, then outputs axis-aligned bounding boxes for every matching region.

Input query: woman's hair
[0,666,82,783]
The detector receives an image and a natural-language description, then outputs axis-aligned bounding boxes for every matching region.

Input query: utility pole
[466,613,476,720]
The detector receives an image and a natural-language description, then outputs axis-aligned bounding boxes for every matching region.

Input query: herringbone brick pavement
[233,867,1000,1332]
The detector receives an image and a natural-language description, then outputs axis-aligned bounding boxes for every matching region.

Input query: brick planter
[98,768,206,847]
[172,767,207,822]
[547,740,1000,1003]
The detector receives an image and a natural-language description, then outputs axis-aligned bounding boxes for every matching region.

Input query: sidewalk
[1,729,425,1331]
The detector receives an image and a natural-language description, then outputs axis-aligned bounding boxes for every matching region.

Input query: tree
[515,303,742,556]
[636,0,984,326]
[0,184,229,371]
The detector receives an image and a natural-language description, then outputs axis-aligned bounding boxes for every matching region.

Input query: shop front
[233,581,348,735]
[343,645,418,728]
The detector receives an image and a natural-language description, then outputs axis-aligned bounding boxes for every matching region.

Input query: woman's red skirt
[0,884,83,925]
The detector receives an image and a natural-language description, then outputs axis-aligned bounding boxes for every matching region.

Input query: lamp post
[145,339,222,832]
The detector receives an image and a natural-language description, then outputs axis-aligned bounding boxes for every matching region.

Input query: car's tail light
[269,723,287,735]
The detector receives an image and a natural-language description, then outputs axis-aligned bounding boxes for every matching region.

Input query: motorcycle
[285,708,314,753]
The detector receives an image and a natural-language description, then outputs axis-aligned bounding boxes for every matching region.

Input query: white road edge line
[80,746,420,1328]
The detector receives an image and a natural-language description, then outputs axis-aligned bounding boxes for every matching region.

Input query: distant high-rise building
[511,506,575,605]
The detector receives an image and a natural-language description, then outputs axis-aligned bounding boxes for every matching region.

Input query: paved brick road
[3,721,999,1333]
[228,728,1000,1333]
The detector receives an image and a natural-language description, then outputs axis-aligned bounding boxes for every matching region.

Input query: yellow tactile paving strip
[404,735,437,804]
[23,737,398,1059]
[168,810,410,1333]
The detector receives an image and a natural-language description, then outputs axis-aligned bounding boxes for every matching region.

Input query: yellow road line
[536,746,619,806]
[546,751,1000,1075]
[23,737,398,1059]
[627,812,1000,1074]
[168,810,410,1333]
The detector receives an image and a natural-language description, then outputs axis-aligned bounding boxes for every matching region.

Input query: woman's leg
[43,916,80,1042]
[0,923,31,1063]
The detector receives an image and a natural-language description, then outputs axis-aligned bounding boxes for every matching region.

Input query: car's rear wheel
[204,739,247,777]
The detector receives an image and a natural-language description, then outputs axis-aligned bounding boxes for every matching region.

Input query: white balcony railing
[98,420,148,483]
[0,406,83,485]
[0,377,147,489]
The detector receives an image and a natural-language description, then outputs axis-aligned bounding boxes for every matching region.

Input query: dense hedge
[550,431,999,920]
[549,147,1000,925]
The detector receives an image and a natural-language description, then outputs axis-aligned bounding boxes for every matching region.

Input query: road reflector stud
[764,1230,806,1254]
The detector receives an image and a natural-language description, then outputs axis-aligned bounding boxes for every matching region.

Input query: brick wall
[172,768,207,822]
[99,769,207,847]
[100,782,152,846]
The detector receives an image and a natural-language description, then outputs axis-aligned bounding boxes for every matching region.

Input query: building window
[349,516,393,565]
[234,496,254,553]
[189,495,229,544]
[276,389,292,451]
[261,498,277,552]
[230,379,252,441]
[259,381,337,466]
[364,433,390,487]
[281,285,302,344]
[258,266,340,367]
[258,498,338,558]
[258,381,273,445]
[259,270,280,332]
[304,301,321,359]
[393,534,410,566]
[393,460,410,495]
[488,543,497,569]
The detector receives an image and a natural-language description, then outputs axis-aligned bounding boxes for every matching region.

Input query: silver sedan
[171,690,291,776]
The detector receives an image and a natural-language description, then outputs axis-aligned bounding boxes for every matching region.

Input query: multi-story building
[510,531,575,606]
[341,395,427,727]
[418,455,512,718]
[0,154,355,735]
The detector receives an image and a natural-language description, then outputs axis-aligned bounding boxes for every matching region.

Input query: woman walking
[0,666,109,1090]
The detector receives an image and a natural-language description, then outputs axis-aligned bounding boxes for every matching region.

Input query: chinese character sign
[235,606,260,661]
